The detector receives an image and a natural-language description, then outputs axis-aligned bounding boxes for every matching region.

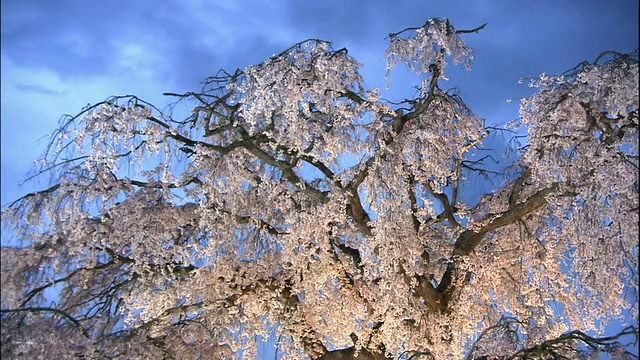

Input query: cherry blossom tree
[1,18,638,359]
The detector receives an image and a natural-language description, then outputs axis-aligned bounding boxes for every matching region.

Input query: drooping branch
[18,258,121,307]
[1,307,91,338]
[508,326,639,360]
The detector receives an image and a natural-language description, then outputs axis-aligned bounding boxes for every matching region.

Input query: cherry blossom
[2,19,637,359]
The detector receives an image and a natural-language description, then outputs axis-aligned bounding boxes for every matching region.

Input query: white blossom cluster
[386,18,474,92]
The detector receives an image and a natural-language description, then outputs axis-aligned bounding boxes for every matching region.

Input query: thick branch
[425,180,462,229]
[455,185,559,257]
[414,274,447,312]
[406,173,422,234]
[243,144,329,203]
[345,190,372,237]
[508,167,532,206]
[436,185,571,307]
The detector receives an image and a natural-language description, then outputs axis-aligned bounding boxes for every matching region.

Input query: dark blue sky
[2,0,638,206]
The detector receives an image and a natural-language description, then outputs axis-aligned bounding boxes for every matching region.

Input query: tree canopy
[1,18,638,359]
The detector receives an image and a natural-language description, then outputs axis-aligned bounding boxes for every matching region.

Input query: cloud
[14,83,64,96]
[1,0,638,205]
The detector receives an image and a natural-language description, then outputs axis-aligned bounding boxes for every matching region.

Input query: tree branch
[1,307,90,338]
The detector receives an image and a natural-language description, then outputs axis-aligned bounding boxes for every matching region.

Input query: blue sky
[1,0,638,206]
